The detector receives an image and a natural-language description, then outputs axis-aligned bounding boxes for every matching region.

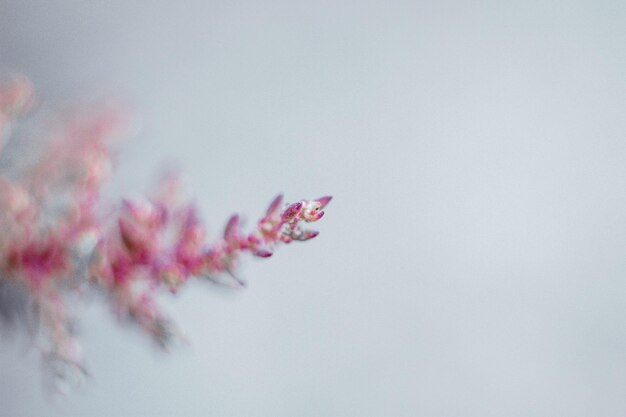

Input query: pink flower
[0,75,332,390]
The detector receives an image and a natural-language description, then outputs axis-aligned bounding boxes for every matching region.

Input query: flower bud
[223,214,239,241]
[266,194,284,216]
[315,195,333,209]
[281,201,303,223]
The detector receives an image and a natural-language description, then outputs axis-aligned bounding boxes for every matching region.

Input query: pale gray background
[1,1,626,416]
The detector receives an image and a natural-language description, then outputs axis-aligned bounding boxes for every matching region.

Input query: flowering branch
[0,75,331,390]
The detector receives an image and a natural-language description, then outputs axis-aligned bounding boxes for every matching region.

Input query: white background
[2,1,626,416]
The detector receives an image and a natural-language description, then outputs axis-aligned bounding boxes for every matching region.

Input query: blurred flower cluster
[0,75,331,391]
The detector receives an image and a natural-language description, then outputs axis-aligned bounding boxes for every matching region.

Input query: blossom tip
[315,195,333,209]
[253,249,273,258]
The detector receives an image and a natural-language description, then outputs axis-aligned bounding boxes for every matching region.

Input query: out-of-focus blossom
[0,75,331,391]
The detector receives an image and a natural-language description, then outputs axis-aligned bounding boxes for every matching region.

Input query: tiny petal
[253,248,273,258]
[281,201,303,222]
[223,214,239,240]
[301,201,323,222]
[315,196,333,209]
[298,230,319,241]
[0,75,35,116]
[160,264,186,292]
[248,234,262,245]
[266,194,284,216]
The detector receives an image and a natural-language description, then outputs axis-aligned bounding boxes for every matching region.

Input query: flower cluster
[0,75,331,390]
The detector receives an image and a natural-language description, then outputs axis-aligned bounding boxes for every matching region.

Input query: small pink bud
[122,199,165,226]
[281,202,303,222]
[223,214,239,241]
[160,264,186,292]
[0,75,35,116]
[253,248,273,258]
[298,230,319,241]
[266,194,284,216]
[315,196,333,209]
[248,234,262,245]
[301,201,324,222]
